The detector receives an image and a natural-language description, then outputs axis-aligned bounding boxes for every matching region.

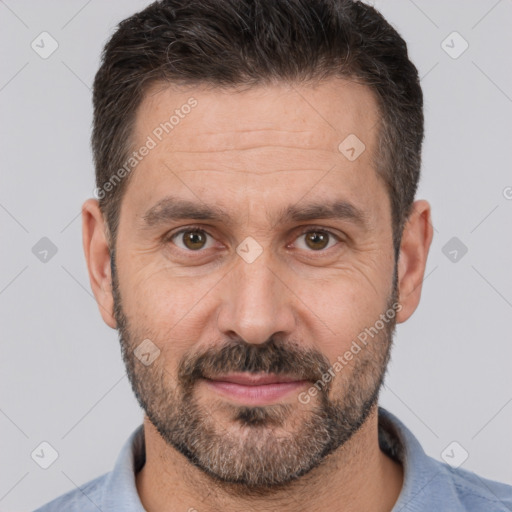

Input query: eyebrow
[141,195,371,230]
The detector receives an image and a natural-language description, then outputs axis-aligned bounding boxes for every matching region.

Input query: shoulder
[32,472,109,512]
[446,464,512,511]
[32,423,145,512]
[378,407,512,511]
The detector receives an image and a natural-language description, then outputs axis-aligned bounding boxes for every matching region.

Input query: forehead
[122,77,387,227]
[134,78,379,153]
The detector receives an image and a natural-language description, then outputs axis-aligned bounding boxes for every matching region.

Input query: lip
[202,373,309,405]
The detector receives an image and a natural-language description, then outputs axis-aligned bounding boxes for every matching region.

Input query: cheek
[123,262,195,314]
[120,263,220,349]
[293,270,390,359]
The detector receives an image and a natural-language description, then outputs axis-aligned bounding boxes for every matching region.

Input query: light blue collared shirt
[33,407,512,511]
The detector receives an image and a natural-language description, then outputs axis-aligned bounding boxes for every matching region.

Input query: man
[34,0,512,511]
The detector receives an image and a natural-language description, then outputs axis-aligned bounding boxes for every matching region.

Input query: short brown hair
[92,0,424,260]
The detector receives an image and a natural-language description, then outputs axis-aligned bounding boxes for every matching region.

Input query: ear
[82,198,117,329]
[396,199,434,323]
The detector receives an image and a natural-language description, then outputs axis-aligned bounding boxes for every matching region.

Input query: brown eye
[183,230,206,250]
[295,229,339,252]
[170,229,213,251]
[305,231,329,250]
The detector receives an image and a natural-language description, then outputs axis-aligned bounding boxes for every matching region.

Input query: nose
[216,249,296,346]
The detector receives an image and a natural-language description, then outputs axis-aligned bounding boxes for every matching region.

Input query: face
[110,78,400,489]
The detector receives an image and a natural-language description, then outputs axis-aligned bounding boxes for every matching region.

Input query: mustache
[177,338,332,387]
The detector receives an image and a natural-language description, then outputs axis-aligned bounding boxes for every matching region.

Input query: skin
[83,77,433,512]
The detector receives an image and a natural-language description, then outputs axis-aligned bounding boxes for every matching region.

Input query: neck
[135,405,403,512]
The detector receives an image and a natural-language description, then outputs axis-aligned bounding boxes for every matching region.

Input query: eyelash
[164,224,343,255]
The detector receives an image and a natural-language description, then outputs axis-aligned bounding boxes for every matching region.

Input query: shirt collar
[102,422,146,511]
[378,406,449,511]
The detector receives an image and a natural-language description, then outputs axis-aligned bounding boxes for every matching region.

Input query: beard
[111,252,398,492]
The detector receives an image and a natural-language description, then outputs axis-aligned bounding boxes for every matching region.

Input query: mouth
[201,372,310,405]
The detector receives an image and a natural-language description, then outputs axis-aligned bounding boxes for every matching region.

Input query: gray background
[1,0,511,510]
